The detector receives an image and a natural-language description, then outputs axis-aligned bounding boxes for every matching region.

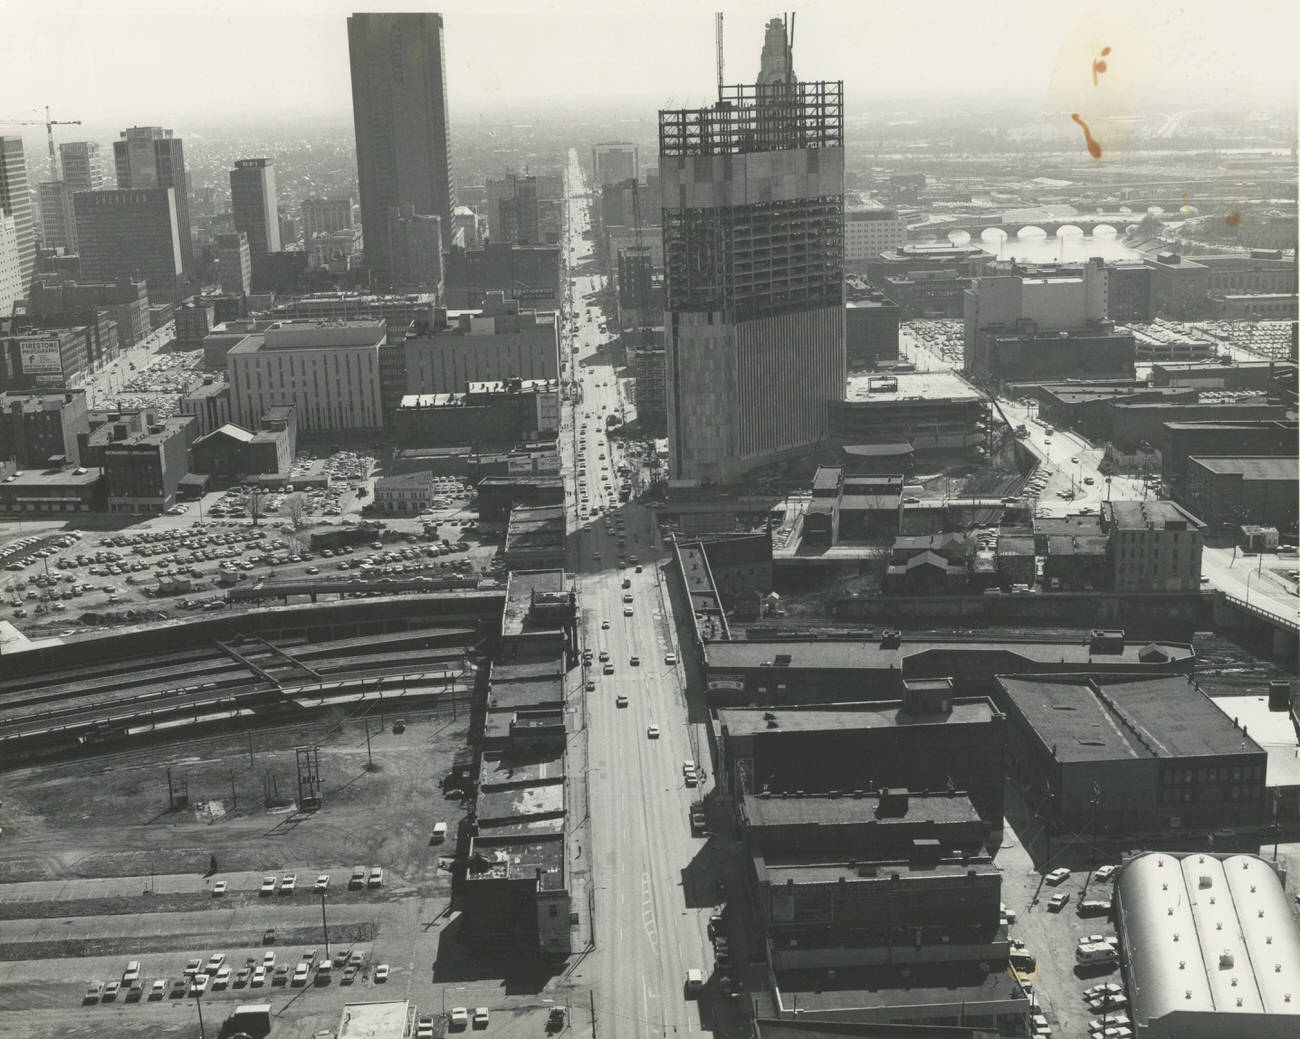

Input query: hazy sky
[3,0,1297,127]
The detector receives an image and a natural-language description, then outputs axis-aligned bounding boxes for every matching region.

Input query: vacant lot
[0,709,472,1039]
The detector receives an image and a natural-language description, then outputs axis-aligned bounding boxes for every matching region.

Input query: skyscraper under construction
[659,16,845,483]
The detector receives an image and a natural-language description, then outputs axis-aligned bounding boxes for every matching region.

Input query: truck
[1075,942,1119,967]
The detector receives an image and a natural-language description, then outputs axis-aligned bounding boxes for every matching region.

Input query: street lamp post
[319,891,330,958]
[194,988,206,1039]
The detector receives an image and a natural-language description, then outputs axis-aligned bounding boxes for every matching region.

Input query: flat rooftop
[477,778,564,822]
[1188,456,1298,480]
[486,676,564,711]
[843,369,981,404]
[337,1000,411,1039]
[743,791,982,829]
[467,834,566,888]
[759,856,1001,886]
[999,674,1263,761]
[506,505,566,552]
[501,568,569,638]
[1211,693,1300,787]
[490,656,565,682]
[719,700,996,737]
[479,748,566,789]
[774,962,1023,1012]
[707,637,1194,672]
[1107,499,1203,531]
[0,467,100,487]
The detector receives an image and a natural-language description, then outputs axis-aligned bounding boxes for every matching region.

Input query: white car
[189,975,208,996]
[292,963,310,985]
[1093,865,1118,882]
[315,873,330,891]
[473,1007,491,1028]
[279,872,296,895]
[449,1007,470,1030]
[374,963,390,982]
[647,725,660,739]
[212,880,227,896]
[1045,867,1071,886]
[665,652,677,665]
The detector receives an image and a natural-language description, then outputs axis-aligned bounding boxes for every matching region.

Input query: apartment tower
[347,11,455,284]
[658,17,845,482]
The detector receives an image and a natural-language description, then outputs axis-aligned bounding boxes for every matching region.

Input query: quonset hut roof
[1115,852,1300,1027]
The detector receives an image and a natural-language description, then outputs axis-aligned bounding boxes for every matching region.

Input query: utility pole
[319,892,331,958]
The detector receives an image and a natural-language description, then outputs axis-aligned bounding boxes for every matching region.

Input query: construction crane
[0,105,82,180]
[715,11,725,98]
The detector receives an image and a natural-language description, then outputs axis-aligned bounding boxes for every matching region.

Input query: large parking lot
[1,451,504,639]
[0,707,577,1038]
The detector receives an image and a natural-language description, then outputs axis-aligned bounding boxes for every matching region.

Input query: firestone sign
[19,338,63,375]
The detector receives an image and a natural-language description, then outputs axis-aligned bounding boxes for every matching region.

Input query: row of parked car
[255,866,384,896]
[83,945,386,1007]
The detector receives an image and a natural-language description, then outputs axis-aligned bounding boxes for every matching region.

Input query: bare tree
[286,493,307,530]
[244,488,268,527]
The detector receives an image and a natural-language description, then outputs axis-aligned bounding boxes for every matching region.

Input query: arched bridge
[910,215,1137,241]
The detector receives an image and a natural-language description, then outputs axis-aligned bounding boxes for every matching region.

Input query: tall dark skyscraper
[658,17,845,483]
[113,126,193,277]
[0,136,36,296]
[230,158,282,259]
[74,188,184,305]
[347,11,455,283]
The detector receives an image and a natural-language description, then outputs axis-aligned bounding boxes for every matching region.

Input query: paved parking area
[996,812,1127,1039]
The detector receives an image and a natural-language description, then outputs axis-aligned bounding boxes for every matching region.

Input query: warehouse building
[716,682,1007,827]
[1114,852,1300,1039]
[998,674,1268,836]
[1183,456,1298,533]
[704,632,1195,705]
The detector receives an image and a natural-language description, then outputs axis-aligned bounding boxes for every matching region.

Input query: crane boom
[0,106,82,179]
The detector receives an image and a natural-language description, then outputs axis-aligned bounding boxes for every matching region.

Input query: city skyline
[2,0,1296,128]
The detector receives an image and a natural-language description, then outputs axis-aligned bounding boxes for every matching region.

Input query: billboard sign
[20,338,63,375]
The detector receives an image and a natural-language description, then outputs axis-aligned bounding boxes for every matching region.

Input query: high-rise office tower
[592,143,639,187]
[0,137,36,296]
[59,141,105,195]
[214,231,252,296]
[0,212,22,319]
[229,158,281,258]
[38,181,77,251]
[658,17,845,482]
[74,188,183,305]
[113,126,193,276]
[347,11,455,282]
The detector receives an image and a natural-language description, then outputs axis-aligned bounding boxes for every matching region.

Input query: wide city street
[558,150,721,1036]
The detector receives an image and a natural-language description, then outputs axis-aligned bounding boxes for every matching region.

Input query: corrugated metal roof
[1117,852,1300,1027]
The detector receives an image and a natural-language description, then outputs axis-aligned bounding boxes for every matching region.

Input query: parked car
[1048,892,1071,911]
[1045,867,1071,885]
